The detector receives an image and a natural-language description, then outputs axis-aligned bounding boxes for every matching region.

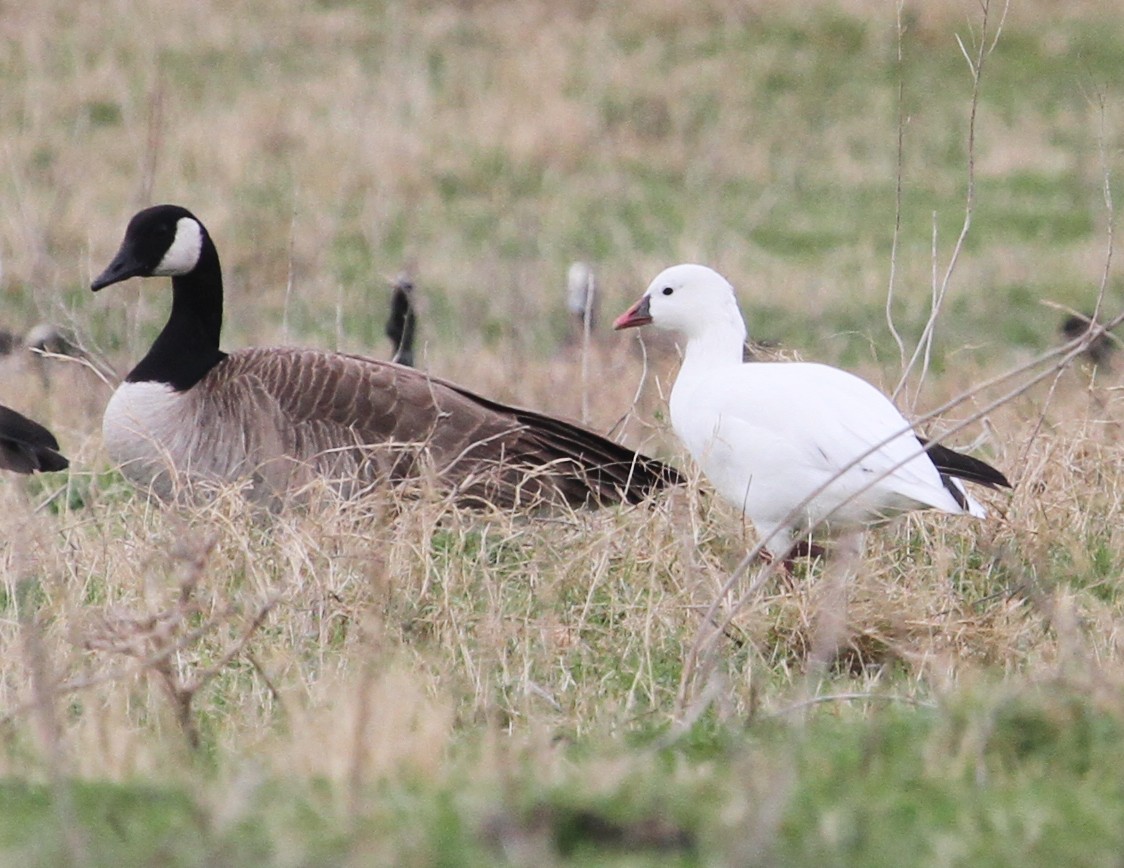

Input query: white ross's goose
[614,263,1010,558]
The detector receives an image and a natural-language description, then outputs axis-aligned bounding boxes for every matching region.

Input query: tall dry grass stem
[893,0,1010,409]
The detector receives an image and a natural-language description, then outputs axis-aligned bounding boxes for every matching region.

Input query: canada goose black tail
[512,405,684,506]
[0,405,69,474]
[917,436,1011,490]
[447,384,683,507]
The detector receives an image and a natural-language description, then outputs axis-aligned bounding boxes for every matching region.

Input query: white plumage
[614,264,1007,556]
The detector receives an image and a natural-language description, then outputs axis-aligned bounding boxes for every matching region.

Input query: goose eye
[662,287,674,296]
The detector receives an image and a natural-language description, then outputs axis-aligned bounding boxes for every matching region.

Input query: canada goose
[0,404,68,474]
[25,322,78,358]
[91,205,682,508]
[1061,313,1115,369]
[0,329,18,356]
[613,264,1010,558]
[565,261,597,345]
[24,322,79,388]
[385,273,416,367]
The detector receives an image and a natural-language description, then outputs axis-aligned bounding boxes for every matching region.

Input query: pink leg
[758,540,827,583]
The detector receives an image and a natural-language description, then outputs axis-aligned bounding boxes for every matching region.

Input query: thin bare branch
[763,692,938,719]
[894,0,999,407]
[885,0,909,368]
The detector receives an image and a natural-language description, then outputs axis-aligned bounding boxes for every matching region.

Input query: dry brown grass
[1,0,1124,857]
[2,368,1120,783]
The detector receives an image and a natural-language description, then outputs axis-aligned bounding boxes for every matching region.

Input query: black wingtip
[918,437,1012,490]
[610,453,686,505]
[36,448,70,473]
[505,405,684,507]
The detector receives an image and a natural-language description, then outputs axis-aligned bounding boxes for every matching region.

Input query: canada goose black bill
[0,405,69,474]
[92,205,682,507]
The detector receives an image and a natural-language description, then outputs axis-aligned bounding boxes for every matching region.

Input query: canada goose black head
[91,204,212,289]
[92,204,226,390]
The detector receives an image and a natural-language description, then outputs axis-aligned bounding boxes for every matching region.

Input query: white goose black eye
[662,287,674,296]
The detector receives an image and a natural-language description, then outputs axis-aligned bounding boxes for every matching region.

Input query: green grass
[4,686,1123,865]
[777,693,1124,865]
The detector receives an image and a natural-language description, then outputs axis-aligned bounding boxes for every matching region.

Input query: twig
[19,579,91,867]
[1018,87,1116,465]
[1,597,279,740]
[282,193,299,342]
[893,0,1010,408]
[580,275,595,425]
[245,651,284,710]
[763,691,937,719]
[29,345,120,389]
[607,329,653,440]
[180,597,280,692]
[136,71,165,207]
[885,0,909,369]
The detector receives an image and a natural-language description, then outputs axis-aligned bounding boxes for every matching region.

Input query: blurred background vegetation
[3,0,1124,863]
[3,0,1121,386]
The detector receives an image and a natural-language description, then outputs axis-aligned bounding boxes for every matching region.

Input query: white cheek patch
[153,217,204,276]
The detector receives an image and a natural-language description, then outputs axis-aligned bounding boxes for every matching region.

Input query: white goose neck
[679,316,747,373]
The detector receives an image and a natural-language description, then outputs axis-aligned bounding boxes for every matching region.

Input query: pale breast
[103,380,259,499]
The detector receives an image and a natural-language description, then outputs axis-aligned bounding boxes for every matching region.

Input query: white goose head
[91,204,207,290]
[613,263,746,344]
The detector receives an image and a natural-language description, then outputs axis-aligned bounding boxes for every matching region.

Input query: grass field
[3,0,1124,863]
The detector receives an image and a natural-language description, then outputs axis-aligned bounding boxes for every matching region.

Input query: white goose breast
[103,381,223,496]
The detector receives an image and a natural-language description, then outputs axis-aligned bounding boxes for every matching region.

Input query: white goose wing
[673,361,964,527]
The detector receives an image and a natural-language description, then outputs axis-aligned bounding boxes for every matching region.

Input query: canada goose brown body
[93,205,681,507]
[0,404,68,474]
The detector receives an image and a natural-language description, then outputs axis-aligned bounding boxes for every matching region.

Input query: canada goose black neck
[128,239,226,389]
[386,278,416,367]
[92,204,228,391]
